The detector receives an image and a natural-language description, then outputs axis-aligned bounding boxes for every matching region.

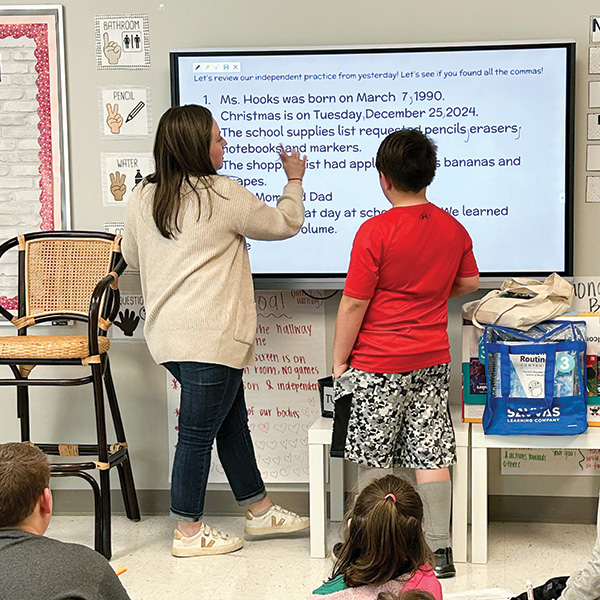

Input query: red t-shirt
[344,202,478,373]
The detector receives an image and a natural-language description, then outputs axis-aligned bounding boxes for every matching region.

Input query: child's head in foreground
[0,442,50,528]
[333,474,432,587]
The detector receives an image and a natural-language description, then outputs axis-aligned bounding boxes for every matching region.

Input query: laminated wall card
[94,14,150,70]
[101,153,154,206]
[98,86,152,138]
[167,290,326,484]
[107,270,144,341]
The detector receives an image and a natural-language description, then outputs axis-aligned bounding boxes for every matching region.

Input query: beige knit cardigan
[122,176,304,369]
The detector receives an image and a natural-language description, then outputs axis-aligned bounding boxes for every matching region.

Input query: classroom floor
[45,515,595,600]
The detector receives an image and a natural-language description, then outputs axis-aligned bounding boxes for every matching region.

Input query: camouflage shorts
[334,363,456,469]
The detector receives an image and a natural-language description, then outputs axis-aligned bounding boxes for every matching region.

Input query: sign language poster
[108,270,144,341]
[101,153,154,206]
[94,14,150,70]
[98,86,152,138]
[167,290,326,483]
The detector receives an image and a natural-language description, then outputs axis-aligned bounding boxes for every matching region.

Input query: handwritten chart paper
[501,448,600,476]
[572,276,600,313]
[167,290,326,483]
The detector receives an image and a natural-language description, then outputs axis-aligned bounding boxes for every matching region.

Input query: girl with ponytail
[309,475,441,599]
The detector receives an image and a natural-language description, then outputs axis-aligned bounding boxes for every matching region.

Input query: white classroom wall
[1,0,600,514]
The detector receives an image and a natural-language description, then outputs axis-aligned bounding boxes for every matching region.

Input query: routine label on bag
[509,353,545,398]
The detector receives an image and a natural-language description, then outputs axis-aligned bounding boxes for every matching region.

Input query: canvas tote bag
[463,273,573,331]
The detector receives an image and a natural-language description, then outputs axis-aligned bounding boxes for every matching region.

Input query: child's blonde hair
[332,475,432,587]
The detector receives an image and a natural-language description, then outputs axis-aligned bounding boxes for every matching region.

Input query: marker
[526,580,534,600]
[115,567,127,576]
[125,101,145,123]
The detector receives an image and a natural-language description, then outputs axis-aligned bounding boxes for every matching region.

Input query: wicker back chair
[0,231,140,559]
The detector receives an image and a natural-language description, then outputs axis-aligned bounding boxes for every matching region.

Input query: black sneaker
[433,547,456,578]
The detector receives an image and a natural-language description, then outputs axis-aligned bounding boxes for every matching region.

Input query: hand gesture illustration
[103,32,122,65]
[106,103,123,134]
[109,171,127,201]
[114,309,140,337]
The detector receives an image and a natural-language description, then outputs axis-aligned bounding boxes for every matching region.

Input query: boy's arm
[449,275,479,298]
[332,294,370,378]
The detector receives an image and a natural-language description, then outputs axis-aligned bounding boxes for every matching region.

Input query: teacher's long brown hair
[146,104,219,239]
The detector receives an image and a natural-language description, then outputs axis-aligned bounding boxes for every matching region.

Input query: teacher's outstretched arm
[238,145,307,240]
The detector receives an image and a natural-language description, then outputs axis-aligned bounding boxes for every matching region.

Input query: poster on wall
[166,290,326,484]
[501,448,600,476]
[0,6,69,313]
[572,276,600,312]
[98,86,152,138]
[103,221,144,340]
[94,14,150,70]
[101,153,154,206]
[107,270,145,341]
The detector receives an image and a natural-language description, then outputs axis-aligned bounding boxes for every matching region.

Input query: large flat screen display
[171,42,575,284]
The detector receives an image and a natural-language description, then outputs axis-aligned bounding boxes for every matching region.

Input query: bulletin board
[0,6,70,311]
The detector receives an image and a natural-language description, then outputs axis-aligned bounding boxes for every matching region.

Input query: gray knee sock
[419,480,451,551]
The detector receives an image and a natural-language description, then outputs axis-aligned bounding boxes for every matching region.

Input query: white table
[308,406,469,561]
[308,416,345,558]
[471,424,600,563]
[451,406,470,565]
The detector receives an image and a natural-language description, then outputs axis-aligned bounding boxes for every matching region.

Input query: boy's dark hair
[332,475,433,588]
[375,128,437,193]
[0,443,50,528]
[378,591,436,600]
[147,104,219,239]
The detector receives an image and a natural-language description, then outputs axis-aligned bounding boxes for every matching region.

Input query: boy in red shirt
[333,128,479,578]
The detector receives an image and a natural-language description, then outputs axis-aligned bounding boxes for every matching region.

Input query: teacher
[123,104,309,557]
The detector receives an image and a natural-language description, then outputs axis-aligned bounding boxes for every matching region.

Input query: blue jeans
[164,362,266,521]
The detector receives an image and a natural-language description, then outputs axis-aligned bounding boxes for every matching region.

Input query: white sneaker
[244,504,310,536]
[172,523,243,557]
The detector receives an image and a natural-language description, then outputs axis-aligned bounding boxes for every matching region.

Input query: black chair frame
[0,230,140,559]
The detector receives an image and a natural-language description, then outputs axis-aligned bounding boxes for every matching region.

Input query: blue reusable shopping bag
[482,320,588,435]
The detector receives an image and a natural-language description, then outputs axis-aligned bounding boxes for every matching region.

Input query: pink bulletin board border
[0,9,68,312]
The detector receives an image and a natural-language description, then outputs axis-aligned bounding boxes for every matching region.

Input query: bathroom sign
[94,14,150,69]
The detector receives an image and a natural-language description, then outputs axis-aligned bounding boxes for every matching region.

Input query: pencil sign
[98,86,152,138]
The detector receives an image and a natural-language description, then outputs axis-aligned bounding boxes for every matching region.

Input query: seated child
[309,475,441,599]
[511,489,600,600]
